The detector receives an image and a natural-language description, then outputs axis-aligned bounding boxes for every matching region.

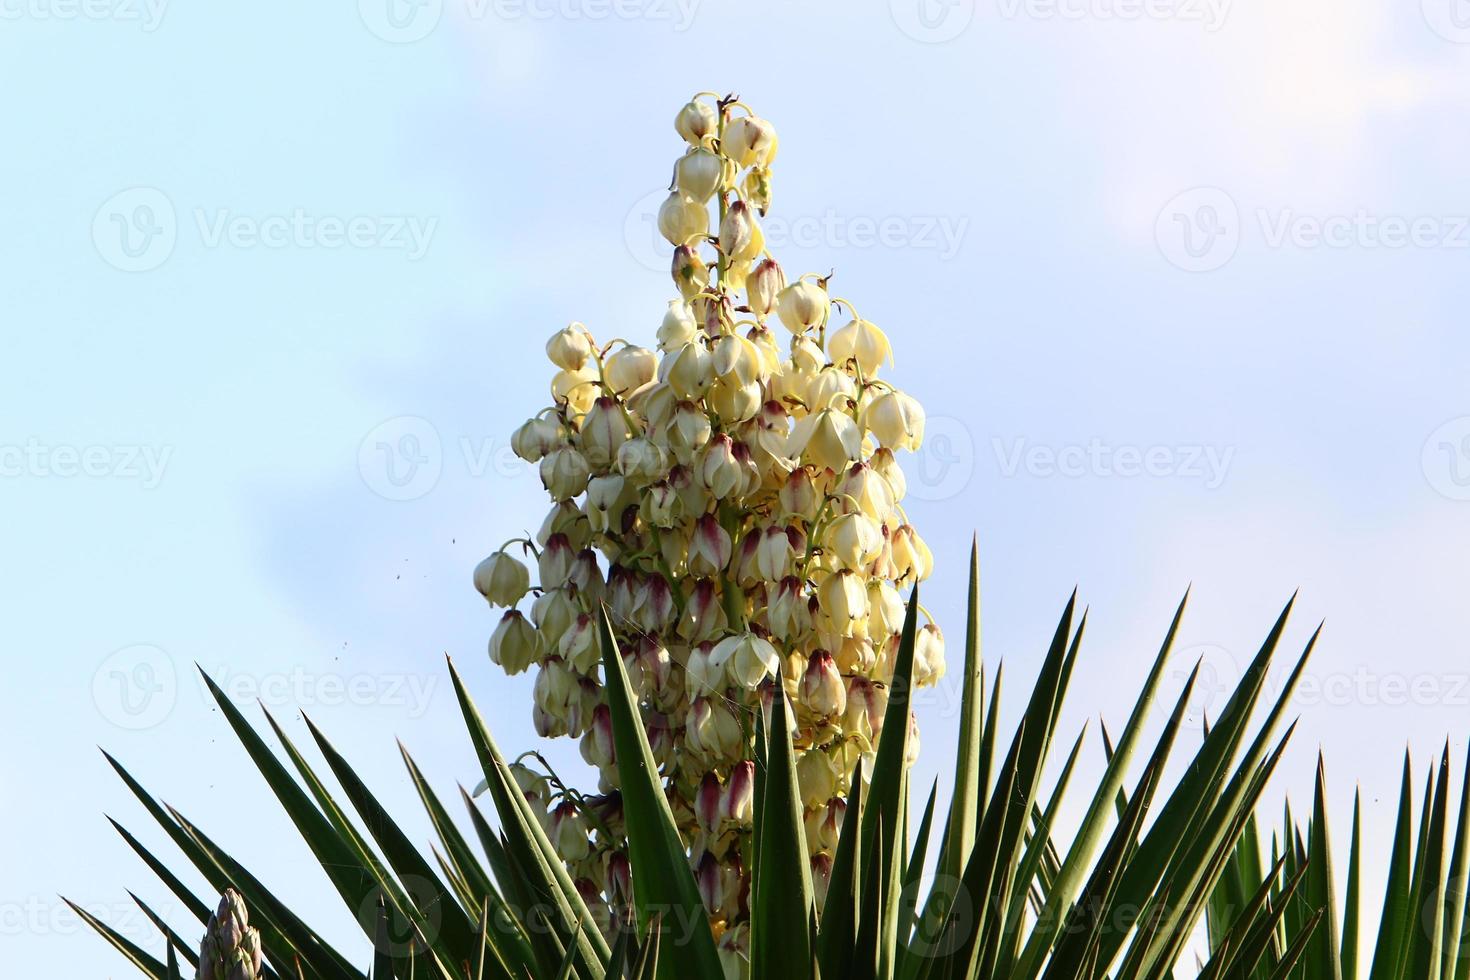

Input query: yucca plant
[1203,744,1470,980]
[78,559,1322,978]
[77,91,1338,979]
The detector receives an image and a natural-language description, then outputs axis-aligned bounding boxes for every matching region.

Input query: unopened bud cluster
[196,889,264,980]
[474,92,944,960]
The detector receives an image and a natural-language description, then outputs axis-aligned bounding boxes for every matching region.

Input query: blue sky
[3,0,1470,973]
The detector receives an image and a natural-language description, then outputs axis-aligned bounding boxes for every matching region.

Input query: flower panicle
[473,92,944,950]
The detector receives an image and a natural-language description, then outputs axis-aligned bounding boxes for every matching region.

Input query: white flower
[473,551,530,606]
[676,146,725,202]
[827,318,893,377]
[657,192,709,246]
[710,632,780,690]
[775,280,829,335]
[862,389,925,452]
[546,323,592,371]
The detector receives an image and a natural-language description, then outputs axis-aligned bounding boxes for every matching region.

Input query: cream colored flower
[827,318,893,377]
[473,551,530,606]
[722,114,778,168]
[863,389,925,452]
[775,280,829,335]
[675,99,717,145]
[676,147,725,202]
[710,632,780,690]
[657,192,709,246]
[546,323,592,371]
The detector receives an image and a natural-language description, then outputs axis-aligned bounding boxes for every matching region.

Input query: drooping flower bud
[657,192,709,246]
[511,416,563,462]
[489,609,541,675]
[746,257,785,319]
[697,434,743,500]
[696,771,724,834]
[788,406,862,472]
[580,703,616,770]
[665,401,713,464]
[538,533,575,591]
[675,99,717,145]
[686,696,743,761]
[683,511,729,574]
[767,575,813,642]
[549,801,591,862]
[755,525,798,582]
[844,677,888,744]
[616,437,667,483]
[580,397,630,468]
[795,747,839,808]
[546,323,592,371]
[799,650,846,718]
[663,341,715,400]
[658,300,699,351]
[775,280,829,335]
[708,377,763,424]
[724,760,755,825]
[695,850,727,915]
[890,524,934,583]
[721,114,778,168]
[811,853,834,909]
[539,446,591,501]
[863,389,925,452]
[646,709,676,769]
[558,613,601,673]
[827,318,893,377]
[605,344,657,396]
[742,166,772,214]
[817,569,870,637]
[826,512,883,570]
[531,588,578,650]
[915,622,947,687]
[719,200,764,266]
[710,632,781,690]
[473,551,530,606]
[678,578,728,643]
[676,146,725,202]
[550,361,600,418]
[671,245,709,302]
